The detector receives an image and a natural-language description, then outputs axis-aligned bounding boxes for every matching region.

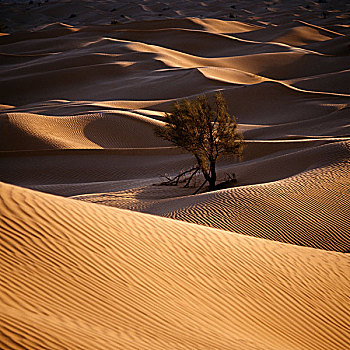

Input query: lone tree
[154,92,244,192]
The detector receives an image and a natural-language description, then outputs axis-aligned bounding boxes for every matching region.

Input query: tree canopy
[154,92,244,191]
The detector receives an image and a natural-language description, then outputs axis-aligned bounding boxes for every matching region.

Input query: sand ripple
[1,182,349,349]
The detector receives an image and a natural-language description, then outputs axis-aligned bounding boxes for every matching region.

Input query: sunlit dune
[1,182,349,350]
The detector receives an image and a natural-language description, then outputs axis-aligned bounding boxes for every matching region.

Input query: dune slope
[75,141,350,252]
[1,182,350,350]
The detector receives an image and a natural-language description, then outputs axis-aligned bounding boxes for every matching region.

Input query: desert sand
[0,0,350,349]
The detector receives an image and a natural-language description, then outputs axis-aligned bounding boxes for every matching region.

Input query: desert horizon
[1,0,349,349]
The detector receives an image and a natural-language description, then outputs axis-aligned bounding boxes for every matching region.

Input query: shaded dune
[235,23,336,46]
[1,182,349,349]
[1,139,341,196]
[224,52,350,81]
[1,60,233,106]
[218,83,347,125]
[3,78,347,125]
[2,0,349,33]
[234,139,350,184]
[76,142,350,252]
[111,18,262,34]
[1,17,349,106]
[303,35,350,56]
[242,106,350,140]
[0,23,78,46]
[0,149,192,189]
[290,69,350,95]
[109,28,292,58]
[1,138,342,196]
[155,146,350,253]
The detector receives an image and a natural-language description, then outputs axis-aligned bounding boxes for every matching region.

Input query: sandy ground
[0,0,350,349]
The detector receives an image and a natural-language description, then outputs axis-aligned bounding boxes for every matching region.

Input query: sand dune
[289,69,350,94]
[75,141,350,252]
[235,22,340,46]
[1,111,166,150]
[304,35,350,55]
[1,0,350,349]
[2,0,349,32]
[1,6,349,106]
[1,182,350,350]
[0,148,192,189]
[160,154,350,252]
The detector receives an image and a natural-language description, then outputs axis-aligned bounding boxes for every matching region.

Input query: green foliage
[154,92,244,190]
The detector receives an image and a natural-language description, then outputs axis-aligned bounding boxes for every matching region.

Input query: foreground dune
[1,182,349,350]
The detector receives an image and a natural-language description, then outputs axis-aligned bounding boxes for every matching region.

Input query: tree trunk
[208,161,216,190]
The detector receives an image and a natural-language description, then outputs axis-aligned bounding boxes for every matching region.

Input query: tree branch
[184,167,200,188]
[160,167,198,186]
[193,179,208,195]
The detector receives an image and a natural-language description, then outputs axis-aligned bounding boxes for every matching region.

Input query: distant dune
[1,0,349,349]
